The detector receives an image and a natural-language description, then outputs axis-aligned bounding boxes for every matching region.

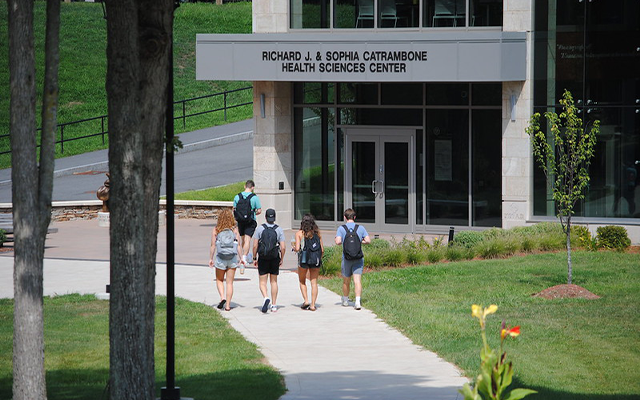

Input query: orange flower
[501,325,521,339]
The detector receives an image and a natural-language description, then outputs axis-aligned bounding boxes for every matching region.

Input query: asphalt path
[0,120,253,202]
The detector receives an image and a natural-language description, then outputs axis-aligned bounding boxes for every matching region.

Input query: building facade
[196,0,639,241]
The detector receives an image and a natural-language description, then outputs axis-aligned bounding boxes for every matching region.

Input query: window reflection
[292,0,501,29]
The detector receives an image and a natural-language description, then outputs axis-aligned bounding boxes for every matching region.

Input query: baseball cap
[265,208,276,223]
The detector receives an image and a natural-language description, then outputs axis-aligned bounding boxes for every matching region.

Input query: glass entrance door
[345,129,414,232]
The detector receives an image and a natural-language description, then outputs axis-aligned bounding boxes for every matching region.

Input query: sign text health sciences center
[196,32,526,83]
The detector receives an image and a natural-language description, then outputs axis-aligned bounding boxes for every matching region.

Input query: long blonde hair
[216,208,236,231]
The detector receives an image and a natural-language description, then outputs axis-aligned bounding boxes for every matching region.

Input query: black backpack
[303,234,322,266]
[342,224,364,260]
[234,192,255,223]
[257,224,280,260]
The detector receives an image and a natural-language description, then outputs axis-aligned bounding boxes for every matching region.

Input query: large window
[293,82,503,228]
[291,0,502,29]
[533,0,640,219]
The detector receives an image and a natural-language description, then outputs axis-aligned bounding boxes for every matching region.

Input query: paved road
[0,119,253,203]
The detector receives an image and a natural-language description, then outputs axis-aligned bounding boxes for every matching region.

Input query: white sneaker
[341,296,349,307]
[354,301,362,310]
[271,305,278,313]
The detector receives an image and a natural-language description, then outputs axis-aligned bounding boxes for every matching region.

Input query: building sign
[196,32,526,82]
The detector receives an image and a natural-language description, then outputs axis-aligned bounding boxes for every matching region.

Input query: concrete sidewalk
[0,219,467,399]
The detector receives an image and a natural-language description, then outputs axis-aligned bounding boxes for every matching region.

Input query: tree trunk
[566,217,572,285]
[9,0,59,399]
[105,1,173,399]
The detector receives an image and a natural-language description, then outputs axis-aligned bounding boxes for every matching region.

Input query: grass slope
[0,2,253,168]
[321,251,640,399]
[0,294,285,400]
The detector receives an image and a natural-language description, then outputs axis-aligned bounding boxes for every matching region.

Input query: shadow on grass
[1,369,636,400]
[0,367,284,400]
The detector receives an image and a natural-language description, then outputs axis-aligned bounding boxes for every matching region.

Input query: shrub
[382,249,404,267]
[445,245,466,262]
[321,246,343,276]
[366,251,384,269]
[476,239,506,259]
[406,249,425,265]
[503,238,520,256]
[0,229,5,247]
[528,222,563,235]
[426,248,444,263]
[520,236,538,253]
[482,227,507,240]
[538,233,565,251]
[452,230,485,249]
[571,225,592,250]
[596,225,631,251]
[368,238,390,250]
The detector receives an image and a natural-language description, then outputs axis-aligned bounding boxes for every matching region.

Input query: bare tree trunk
[105,1,173,399]
[566,217,572,285]
[9,0,59,399]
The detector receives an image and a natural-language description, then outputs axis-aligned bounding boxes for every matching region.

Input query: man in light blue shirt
[335,208,370,310]
[233,179,262,264]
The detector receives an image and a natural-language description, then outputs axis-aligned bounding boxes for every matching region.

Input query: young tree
[104,1,174,398]
[8,0,60,399]
[526,90,599,284]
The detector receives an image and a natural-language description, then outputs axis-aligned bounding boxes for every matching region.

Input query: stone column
[252,81,293,229]
[501,0,533,229]
[251,1,294,228]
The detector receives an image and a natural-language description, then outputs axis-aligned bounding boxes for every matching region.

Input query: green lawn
[172,181,245,201]
[0,294,285,400]
[0,2,253,169]
[320,251,640,400]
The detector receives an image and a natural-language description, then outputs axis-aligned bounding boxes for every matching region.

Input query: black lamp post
[161,3,186,400]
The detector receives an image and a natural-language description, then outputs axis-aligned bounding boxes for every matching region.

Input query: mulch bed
[533,284,600,300]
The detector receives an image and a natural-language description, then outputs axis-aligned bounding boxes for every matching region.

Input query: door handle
[371,180,378,194]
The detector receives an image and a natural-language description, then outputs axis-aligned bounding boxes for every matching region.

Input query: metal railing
[0,86,253,156]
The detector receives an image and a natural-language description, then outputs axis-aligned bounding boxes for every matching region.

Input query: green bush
[520,236,538,253]
[452,230,485,248]
[321,246,342,276]
[0,229,5,247]
[366,251,384,269]
[445,245,466,262]
[476,239,506,259]
[528,222,563,235]
[405,249,425,265]
[538,233,565,251]
[503,238,521,256]
[596,225,631,251]
[571,225,592,250]
[425,248,444,263]
[368,238,391,250]
[382,249,404,267]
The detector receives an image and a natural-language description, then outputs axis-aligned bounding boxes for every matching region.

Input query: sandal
[301,303,310,310]
[216,299,226,310]
[309,306,317,311]
[224,307,231,311]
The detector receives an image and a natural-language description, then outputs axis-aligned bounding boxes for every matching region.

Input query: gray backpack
[216,229,237,260]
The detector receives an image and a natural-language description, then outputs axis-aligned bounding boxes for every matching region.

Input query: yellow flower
[484,304,498,318]
[471,304,482,319]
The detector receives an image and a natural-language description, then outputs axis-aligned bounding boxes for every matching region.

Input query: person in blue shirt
[233,180,262,264]
[335,208,370,310]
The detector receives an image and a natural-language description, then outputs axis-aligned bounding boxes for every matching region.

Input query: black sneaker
[261,298,271,314]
